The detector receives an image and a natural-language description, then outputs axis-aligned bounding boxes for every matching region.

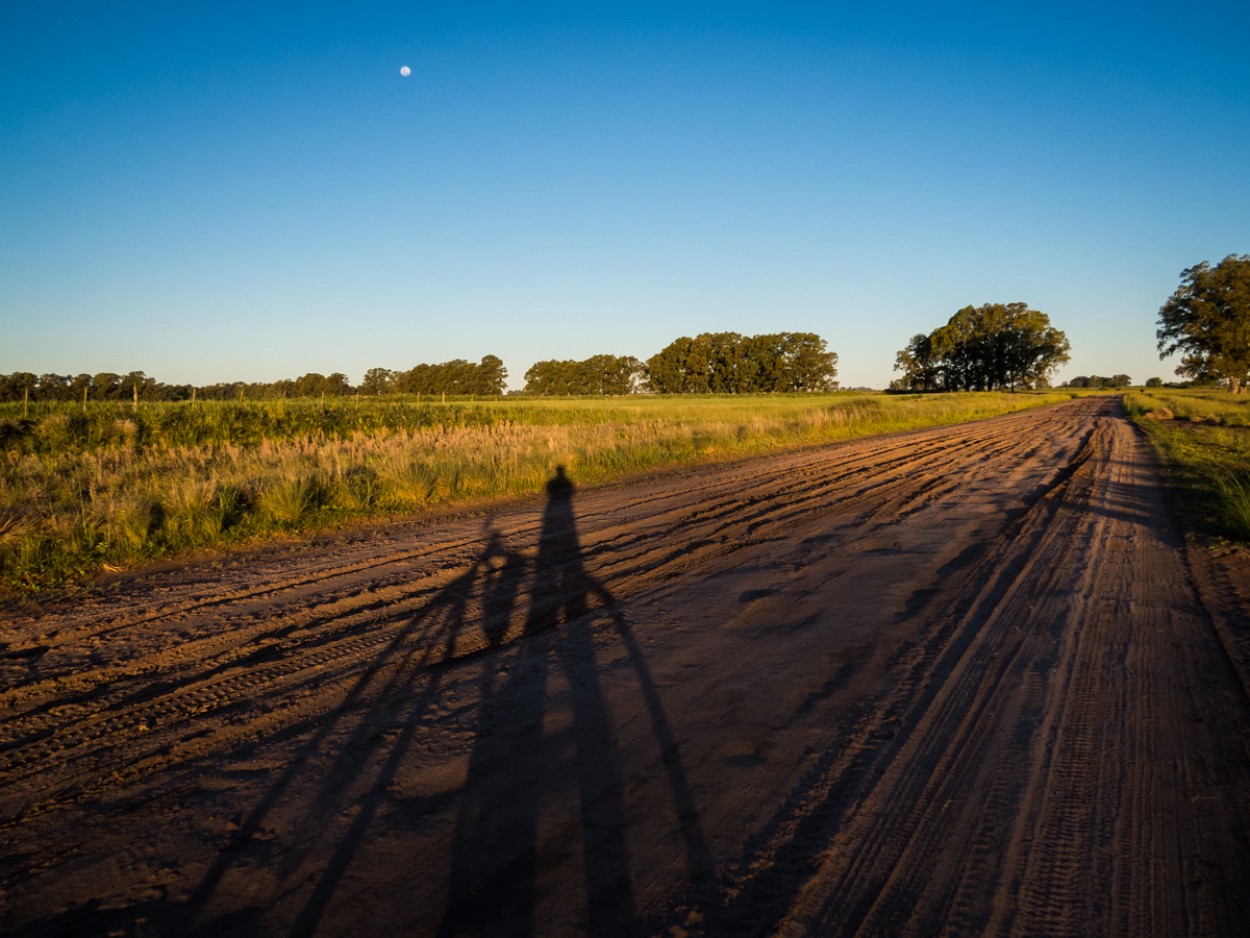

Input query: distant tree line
[1063,374,1133,389]
[892,303,1070,392]
[1,335,840,403]
[0,355,509,404]
[18,252,1249,404]
[0,371,174,404]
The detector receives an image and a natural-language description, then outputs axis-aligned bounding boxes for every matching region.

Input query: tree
[779,332,839,392]
[293,373,328,397]
[36,374,71,401]
[893,334,940,391]
[589,355,643,395]
[893,303,1069,392]
[472,354,508,395]
[124,370,157,407]
[394,356,506,396]
[69,374,92,404]
[524,355,643,395]
[0,372,37,405]
[741,333,838,392]
[1063,374,1130,390]
[646,332,837,394]
[523,359,576,395]
[92,373,122,401]
[361,367,396,396]
[1157,254,1250,394]
[645,337,695,394]
[322,373,353,396]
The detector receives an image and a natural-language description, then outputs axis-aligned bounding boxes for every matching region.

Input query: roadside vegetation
[1125,388,1250,541]
[0,391,1072,595]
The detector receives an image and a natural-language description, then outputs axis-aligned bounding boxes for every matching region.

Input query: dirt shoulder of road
[1189,539,1250,699]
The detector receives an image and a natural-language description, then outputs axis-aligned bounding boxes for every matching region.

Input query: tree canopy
[893,303,1070,392]
[523,355,644,395]
[0,356,509,403]
[1156,254,1250,394]
[1064,374,1132,390]
[645,332,838,394]
[394,355,508,397]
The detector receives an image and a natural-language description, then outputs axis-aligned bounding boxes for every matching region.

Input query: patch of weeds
[379,456,438,508]
[258,475,329,526]
[1216,473,1250,541]
[335,465,381,511]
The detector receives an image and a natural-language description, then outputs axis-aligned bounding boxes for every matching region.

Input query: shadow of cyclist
[439,466,637,937]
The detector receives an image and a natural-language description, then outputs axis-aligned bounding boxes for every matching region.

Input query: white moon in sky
[400,65,411,77]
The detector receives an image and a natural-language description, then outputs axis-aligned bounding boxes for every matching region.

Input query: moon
[400,65,411,77]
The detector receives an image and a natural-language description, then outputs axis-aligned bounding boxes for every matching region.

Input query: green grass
[1125,388,1250,541]
[0,391,1074,595]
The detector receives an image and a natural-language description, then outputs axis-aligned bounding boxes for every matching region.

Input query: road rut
[1,397,1248,936]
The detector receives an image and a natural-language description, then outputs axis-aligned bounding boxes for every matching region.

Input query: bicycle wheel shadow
[179,517,529,936]
[180,467,709,937]
[437,465,714,936]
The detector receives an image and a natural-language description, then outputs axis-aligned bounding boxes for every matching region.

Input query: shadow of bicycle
[177,466,708,938]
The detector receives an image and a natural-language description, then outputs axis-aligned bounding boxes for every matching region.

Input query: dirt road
[2,397,1249,936]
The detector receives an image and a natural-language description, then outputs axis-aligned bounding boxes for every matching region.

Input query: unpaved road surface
[3,397,1250,937]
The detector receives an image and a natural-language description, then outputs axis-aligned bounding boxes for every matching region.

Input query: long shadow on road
[438,465,711,936]
[181,467,708,937]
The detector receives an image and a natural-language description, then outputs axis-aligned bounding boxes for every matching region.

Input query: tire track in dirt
[0,403,1115,859]
[653,413,1106,937]
[0,407,1072,729]
[666,402,1250,938]
[3,398,1246,937]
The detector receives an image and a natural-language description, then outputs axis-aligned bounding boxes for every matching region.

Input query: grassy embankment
[1124,388,1250,541]
[0,391,1073,595]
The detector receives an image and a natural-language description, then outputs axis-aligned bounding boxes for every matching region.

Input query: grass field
[0,391,1075,594]
[1124,387,1250,541]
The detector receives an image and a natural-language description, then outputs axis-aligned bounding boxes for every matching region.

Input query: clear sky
[2,1,1247,390]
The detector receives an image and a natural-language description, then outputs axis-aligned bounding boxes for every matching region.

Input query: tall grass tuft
[1216,473,1250,541]
[378,453,439,508]
[257,474,329,527]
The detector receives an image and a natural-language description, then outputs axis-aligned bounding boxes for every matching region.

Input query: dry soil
[2,397,1249,936]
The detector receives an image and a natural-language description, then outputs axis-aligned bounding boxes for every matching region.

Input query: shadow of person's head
[548,465,574,496]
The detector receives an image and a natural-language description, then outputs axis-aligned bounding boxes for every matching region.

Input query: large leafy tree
[1157,254,1250,394]
[472,354,508,395]
[740,333,839,392]
[646,332,837,393]
[893,333,941,391]
[360,367,396,396]
[893,303,1069,392]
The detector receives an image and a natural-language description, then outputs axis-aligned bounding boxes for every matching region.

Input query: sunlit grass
[0,391,1073,594]
[1216,474,1250,541]
[1126,388,1250,541]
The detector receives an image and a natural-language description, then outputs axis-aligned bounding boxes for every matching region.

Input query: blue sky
[2,2,1247,389]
